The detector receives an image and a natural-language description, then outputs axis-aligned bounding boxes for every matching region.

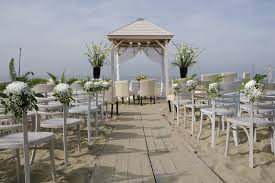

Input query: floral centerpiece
[136,74,148,81]
[0,81,38,119]
[53,83,73,104]
[242,74,266,103]
[186,79,197,91]
[207,82,222,98]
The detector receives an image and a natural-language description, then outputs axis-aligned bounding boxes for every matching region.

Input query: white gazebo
[107,18,173,97]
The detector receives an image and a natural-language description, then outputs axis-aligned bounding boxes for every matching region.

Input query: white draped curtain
[114,47,166,96]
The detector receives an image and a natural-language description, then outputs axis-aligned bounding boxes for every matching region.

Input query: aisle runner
[91,103,223,183]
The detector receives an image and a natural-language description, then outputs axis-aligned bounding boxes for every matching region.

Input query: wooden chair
[104,86,119,117]
[139,80,156,106]
[225,101,275,168]
[40,104,81,166]
[115,80,131,103]
[0,113,56,183]
[197,83,240,147]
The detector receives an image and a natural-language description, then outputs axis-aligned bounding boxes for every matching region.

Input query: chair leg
[176,104,179,126]
[154,96,156,104]
[172,104,175,120]
[122,97,124,104]
[197,113,204,140]
[105,104,108,120]
[133,95,135,104]
[191,107,195,135]
[111,104,114,118]
[272,126,275,155]
[95,112,98,136]
[222,116,225,131]
[140,97,143,106]
[183,107,187,129]
[49,139,56,182]
[211,115,216,148]
[232,126,239,146]
[116,101,119,115]
[150,96,152,104]
[224,122,231,157]
[128,96,130,104]
[217,116,221,137]
[63,127,68,166]
[249,126,254,168]
[15,149,21,183]
[77,124,81,152]
[254,128,257,143]
[168,101,171,112]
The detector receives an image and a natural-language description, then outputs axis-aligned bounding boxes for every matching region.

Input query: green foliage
[9,58,17,81]
[214,76,224,82]
[171,43,203,69]
[7,58,47,87]
[254,74,267,83]
[186,74,197,80]
[84,42,110,68]
[47,72,78,85]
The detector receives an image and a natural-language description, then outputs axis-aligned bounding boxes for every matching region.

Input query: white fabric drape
[115,47,165,96]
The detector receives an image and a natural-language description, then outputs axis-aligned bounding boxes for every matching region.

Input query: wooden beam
[155,40,165,50]
[153,47,163,56]
[114,40,123,48]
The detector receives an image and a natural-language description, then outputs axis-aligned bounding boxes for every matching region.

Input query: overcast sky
[1,0,275,80]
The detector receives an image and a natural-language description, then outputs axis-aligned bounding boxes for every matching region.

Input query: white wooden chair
[115,80,131,103]
[40,104,81,166]
[182,81,209,134]
[222,72,237,83]
[0,113,56,183]
[197,83,240,147]
[139,80,156,106]
[104,86,119,118]
[69,93,98,144]
[225,101,275,168]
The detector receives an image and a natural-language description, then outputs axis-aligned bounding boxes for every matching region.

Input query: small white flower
[244,80,256,89]
[186,80,197,91]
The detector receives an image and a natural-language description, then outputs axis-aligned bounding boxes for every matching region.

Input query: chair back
[140,80,156,97]
[32,84,54,94]
[242,72,251,80]
[115,80,129,97]
[155,82,161,97]
[201,73,220,81]
[222,72,237,83]
[71,82,83,91]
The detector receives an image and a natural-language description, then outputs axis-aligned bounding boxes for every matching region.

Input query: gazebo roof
[107,18,173,41]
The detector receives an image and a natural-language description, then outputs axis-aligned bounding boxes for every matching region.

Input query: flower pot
[180,67,188,78]
[93,67,101,78]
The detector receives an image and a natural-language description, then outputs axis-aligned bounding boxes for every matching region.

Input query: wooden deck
[91,102,224,183]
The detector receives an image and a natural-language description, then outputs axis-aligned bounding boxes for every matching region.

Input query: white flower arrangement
[0,81,37,119]
[53,83,73,104]
[84,79,110,94]
[172,83,181,92]
[243,79,264,103]
[207,82,222,98]
[186,80,197,91]
[136,74,148,81]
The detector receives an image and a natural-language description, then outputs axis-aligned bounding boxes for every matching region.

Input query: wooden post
[116,47,120,81]
[63,104,68,166]
[164,40,169,98]
[249,102,254,168]
[95,93,99,136]
[211,99,216,148]
[111,42,115,101]
[22,111,31,183]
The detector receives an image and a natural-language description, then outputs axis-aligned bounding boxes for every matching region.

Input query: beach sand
[0,117,114,183]
[162,105,275,183]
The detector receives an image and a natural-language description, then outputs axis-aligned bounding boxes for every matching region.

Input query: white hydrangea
[243,79,264,103]
[244,79,256,90]
[172,83,181,91]
[186,80,197,91]
[6,81,29,95]
[54,83,70,93]
[207,82,221,98]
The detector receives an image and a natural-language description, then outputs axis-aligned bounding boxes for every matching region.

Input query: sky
[0,0,275,80]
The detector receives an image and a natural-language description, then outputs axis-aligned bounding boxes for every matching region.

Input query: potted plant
[136,74,148,81]
[84,42,110,79]
[172,43,202,78]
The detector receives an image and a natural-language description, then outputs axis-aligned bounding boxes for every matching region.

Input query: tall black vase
[180,67,188,78]
[93,67,101,78]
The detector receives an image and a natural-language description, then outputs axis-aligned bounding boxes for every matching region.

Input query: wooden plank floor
[91,102,223,183]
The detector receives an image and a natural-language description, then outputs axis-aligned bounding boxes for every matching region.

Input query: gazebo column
[116,47,120,81]
[110,42,115,98]
[164,40,169,98]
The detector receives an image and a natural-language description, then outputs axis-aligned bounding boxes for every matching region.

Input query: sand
[162,105,275,183]
[0,117,114,183]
